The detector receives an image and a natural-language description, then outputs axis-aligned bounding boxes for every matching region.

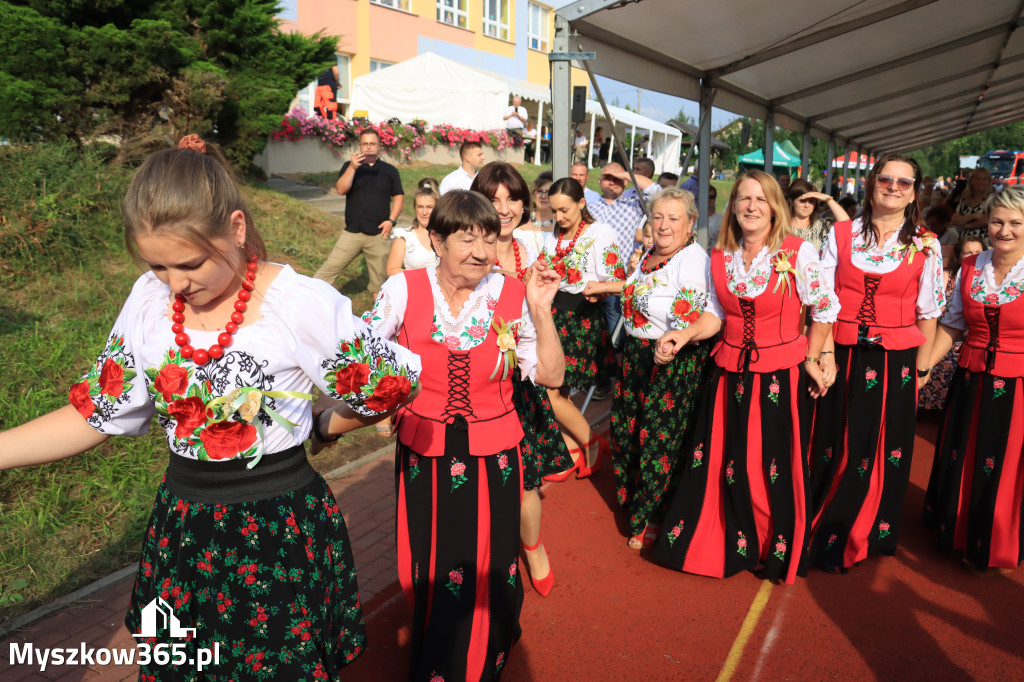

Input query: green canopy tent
[737,140,802,173]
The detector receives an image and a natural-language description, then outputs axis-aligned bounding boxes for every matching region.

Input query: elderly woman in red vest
[807,153,944,573]
[362,190,563,680]
[923,185,1024,575]
[651,170,839,584]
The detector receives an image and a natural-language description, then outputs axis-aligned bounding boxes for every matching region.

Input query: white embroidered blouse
[539,221,625,294]
[622,243,711,339]
[705,240,840,323]
[818,218,946,319]
[941,250,1024,331]
[362,267,541,381]
[69,266,422,461]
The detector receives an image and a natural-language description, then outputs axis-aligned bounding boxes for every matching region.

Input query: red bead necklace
[171,256,258,366]
[495,240,525,279]
[554,220,587,259]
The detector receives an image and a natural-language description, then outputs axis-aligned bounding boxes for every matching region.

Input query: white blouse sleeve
[916,241,946,319]
[939,270,967,331]
[594,225,626,282]
[515,298,540,382]
[668,245,712,330]
[360,273,410,342]
[796,240,841,323]
[703,254,725,320]
[291,275,421,417]
[818,227,839,290]
[68,274,160,436]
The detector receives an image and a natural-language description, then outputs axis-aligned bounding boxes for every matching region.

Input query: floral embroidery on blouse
[803,261,836,314]
[68,333,138,423]
[723,248,779,298]
[968,268,1024,305]
[322,333,417,416]
[601,245,628,281]
[670,287,705,328]
[622,277,657,331]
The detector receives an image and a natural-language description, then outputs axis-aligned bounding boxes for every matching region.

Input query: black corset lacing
[983,305,1001,373]
[856,274,882,346]
[737,299,760,373]
[443,352,473,431]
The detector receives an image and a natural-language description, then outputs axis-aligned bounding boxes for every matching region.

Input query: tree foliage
[910,121,1024,177]
[0,0,338,171]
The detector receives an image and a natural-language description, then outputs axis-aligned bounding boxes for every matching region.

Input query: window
[369,59,395,73]
[371,0,411,9]
[482,0,510,40]
[528,3,549,52]
[297,53,352,116]
[437,0,468,28]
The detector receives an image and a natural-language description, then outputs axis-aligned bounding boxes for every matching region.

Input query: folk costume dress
[923,250,1024,571]
[539,221,624,389]
[610,240,713,538]
[67,266,421,681]
[652,236,839,584]
[807,220,944,570]
[498,239,573,486]
[364,266,547,681]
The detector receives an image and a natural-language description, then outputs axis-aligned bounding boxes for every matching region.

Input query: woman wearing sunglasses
[806,153,945,574]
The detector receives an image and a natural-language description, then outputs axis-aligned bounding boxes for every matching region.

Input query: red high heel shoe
[521,539,554,597]
[576,433,607,479]
[542,448,583,483]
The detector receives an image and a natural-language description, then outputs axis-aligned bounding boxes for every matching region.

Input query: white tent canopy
[350,52,509,130]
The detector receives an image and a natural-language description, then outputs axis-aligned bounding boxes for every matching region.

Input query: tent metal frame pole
[764,111,775,173]
[550,16,573,179]
[825,136,836,192]
[578,53,649,219]
[843,144,853,197]
[697,79,715,246]
[629,124,636,169]
[588,115,597,168]
[801,124,811,181]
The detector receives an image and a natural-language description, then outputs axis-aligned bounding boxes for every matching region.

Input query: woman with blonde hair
[611,188,714,550]
[923,185,1024,574]
[652,170,838,583]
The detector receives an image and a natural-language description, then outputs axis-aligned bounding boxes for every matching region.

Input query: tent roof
[557,0,1024,152]
[738,142,802,166]
[354,52,505,96]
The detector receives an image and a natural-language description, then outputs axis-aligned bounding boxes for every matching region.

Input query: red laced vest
[956,254,1024,377]
[394,269,525,457]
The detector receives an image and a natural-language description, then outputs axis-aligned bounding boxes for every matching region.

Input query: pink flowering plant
[272,107,523,163]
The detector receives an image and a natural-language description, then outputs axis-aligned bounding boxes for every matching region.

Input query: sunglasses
[876,174,915,191]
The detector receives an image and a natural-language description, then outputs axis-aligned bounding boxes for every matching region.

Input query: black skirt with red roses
[512,375,573,488]
[552,293,617,390]
[806,344,919,571]
[126,447,365,681]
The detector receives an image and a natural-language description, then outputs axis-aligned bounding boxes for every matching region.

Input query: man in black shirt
[314,129,404,293]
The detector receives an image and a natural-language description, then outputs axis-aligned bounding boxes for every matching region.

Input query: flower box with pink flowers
[255,107,525,174]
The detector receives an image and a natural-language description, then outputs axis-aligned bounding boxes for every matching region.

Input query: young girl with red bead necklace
[0,135,421,680]
[539,177,624,481]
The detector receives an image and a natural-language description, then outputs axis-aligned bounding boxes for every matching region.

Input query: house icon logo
[132,597,197,639]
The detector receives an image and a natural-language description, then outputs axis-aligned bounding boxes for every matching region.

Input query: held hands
[627,247,643,274]
[654,329,692,365]
[581,280,608,302]
[804,361,829,399]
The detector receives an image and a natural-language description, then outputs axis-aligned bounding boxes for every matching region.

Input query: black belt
[164,444,317,504]
[553,290,586,313]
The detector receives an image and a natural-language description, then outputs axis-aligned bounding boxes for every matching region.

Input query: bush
[0,142,129,287]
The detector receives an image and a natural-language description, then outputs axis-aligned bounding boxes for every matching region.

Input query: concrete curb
[322,441,396,481]
[0,565,137,640]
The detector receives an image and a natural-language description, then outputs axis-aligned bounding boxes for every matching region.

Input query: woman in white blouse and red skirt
[363,191,564,679]
[807,153,945,573]
[651,171,839,584]
[923,185,1024,574]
